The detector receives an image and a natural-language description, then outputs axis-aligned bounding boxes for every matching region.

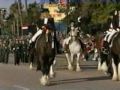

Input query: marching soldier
[18,40,23,63]
[0,39,2,62]
[13,39,21,65]
[1,43,6,63]
[21,40,28,63]
[3,41,10,64]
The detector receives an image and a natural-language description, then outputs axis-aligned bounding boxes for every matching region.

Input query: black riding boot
[29,42,35,50]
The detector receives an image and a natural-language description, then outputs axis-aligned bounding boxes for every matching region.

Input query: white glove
[29,40,32,44]
[78,16,81,22]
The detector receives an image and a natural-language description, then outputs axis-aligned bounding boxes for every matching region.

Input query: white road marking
[13,85,30,90]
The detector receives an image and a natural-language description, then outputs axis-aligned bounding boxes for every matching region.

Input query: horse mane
[35,31,53,50]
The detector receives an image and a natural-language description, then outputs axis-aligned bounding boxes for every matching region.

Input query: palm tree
[5,14,15,35]
[25,0,28,16]
[17,0,23,35]
[9,0,23,36]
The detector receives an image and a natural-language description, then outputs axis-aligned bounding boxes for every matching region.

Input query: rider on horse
[67,20,76,34]
[29,9,56,47]
[63,21,76,53]
[104,10,120,46]
[63,18,85,53]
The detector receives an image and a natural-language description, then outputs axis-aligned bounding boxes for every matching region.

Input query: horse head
[69,27,80,41]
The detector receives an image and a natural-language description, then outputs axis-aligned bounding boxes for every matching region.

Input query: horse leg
[100,59,108,72]
[49,65,55,78]
[93,50,103,70]
[112,58,118,81]
[76,53,81,72]
[65,53,73,70]
[29,62,33,70]
[98,56,102,71]
[68,53,74,71]
[29,54,34,70]
[49,58,56,78]
[40,74,49,86]
[29,50,35,70]
[36,54,41,71]
[118,62,120,80]
[71,53,74,64]
[40,57,49,86]
[93,48,98,61]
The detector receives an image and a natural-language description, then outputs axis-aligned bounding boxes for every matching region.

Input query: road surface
[0,54,120,90]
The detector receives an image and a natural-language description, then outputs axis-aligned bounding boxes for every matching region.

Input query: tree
[27,2,39,24]
[63,1,119,34]
[9,0,23,36]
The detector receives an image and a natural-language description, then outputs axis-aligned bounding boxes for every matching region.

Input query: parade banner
[44,4,66,22]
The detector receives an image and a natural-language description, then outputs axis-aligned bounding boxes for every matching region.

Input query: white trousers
[29,29,42,43]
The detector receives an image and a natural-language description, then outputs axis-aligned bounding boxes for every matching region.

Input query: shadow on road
[49,76,111,86]
[55,65,97,70]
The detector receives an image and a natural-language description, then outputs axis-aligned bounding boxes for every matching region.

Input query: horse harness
[102,32,119,56]
[106,31,119,48]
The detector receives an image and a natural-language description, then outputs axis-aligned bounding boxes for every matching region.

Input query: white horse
[63,28,83,71]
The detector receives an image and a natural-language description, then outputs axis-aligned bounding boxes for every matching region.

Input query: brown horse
[100,31,120,81]
[94,32,104,53]
[35,30,56,85]
[93,32,105,70]
[110,32,120,80]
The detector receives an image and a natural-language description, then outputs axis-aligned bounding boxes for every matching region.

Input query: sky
[0,0,35,10]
